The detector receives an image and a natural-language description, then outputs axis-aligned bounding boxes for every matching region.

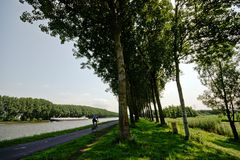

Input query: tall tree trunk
[145,106,149,120]
[226,108,239,140]
[175,60,190,140]
[127,90,135,126]
[152,75,165,125]
[148,102,154,121]
[129,107,135,126]
[141,109,144,118]
[131,85,139,121]
[173,2,189,140]
[230,100,235,122]
[126,78,135,126]
[112,13,130,140]
[151,78,159,123]
[219,62,238,140]
[135,110,140,121]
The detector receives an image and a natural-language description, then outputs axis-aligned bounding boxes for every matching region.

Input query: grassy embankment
[22,118,240,160]
[0,121,114,148]
[167,115,240,137]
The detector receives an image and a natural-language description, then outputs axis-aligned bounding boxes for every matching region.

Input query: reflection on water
[0,117,118,141]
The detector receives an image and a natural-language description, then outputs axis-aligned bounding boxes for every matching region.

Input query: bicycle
[92,118,98,131]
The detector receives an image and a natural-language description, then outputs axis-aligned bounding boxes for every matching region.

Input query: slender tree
[20,0,130,139]
[171,0,192,140]
[197,56,240,140]
[190,0,240,140]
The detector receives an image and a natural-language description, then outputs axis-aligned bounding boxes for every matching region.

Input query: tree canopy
[19,0,240,140]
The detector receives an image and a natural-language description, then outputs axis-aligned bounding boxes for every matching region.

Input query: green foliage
[196,57,240,139]
[163,105,198,118]
[0,95,117,121]
[190,0,240,60]
[198,109,222,115]
[23,119,240,160]
[188,116,221,133]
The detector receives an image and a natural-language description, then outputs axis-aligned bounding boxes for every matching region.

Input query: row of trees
[163,105,198,118]
[20,0,240,140]
[0,95,118,121]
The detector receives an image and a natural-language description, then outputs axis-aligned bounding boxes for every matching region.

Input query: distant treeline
[197,110,222,115]
[162,106,222,118]
[163,105,198,118]
[0,95,118,121]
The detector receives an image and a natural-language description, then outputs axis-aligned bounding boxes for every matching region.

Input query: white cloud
[90,98,118,112]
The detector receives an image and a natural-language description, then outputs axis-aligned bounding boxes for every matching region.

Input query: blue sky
[0,1,208,112]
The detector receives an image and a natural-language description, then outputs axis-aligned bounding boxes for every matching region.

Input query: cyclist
[92,114,98,129]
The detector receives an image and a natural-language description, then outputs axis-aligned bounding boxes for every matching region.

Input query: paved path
[0,121,118,160]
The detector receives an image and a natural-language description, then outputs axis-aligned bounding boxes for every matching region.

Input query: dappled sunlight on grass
[77,119,240,160]
[213,138,240,152]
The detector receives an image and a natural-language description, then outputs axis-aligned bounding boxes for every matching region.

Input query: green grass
[0,121,113,148]
[22,119,240,160]
[22,125,116,160]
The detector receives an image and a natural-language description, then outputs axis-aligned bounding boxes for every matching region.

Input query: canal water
[0,117,118,141]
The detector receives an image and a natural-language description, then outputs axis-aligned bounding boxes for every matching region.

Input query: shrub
[215,123,234,137]
[188,116,220,132]
[187,116,240,137]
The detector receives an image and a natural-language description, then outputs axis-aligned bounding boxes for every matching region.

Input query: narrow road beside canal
[0,121,118,160]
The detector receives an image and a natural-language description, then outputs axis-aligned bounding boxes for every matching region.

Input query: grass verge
[22,119,240,160]
[0,121,114,148]
[22,125,116,160]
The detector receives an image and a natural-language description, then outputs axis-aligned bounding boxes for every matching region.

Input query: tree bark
[147,102,154,121]
[175,60,190,140]
[173,2,189,140]
[151,78,159,123]
[114,28,130,139]
[152,75,165,125]
[219,62,238,140]
[109,0,130,139]
[146,93,154,121]
[129,107,135,126]
[135,111,140,121]
[126,78,135,126]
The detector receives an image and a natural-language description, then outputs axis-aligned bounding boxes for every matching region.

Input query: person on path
[92,114,98,129]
